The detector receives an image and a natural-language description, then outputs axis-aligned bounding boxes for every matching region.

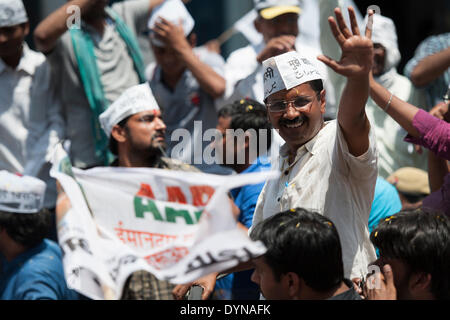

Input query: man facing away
[250,208,361,300]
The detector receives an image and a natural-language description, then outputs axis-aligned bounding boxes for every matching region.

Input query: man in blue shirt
[0,171,78,300]
[212,98,272,300]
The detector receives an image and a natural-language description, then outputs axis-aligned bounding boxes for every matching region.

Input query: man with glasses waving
[252,7,379,282]
[173,7,379,300]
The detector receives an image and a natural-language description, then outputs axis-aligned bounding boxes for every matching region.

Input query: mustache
[279,114,307,126]
[150,131,165,139]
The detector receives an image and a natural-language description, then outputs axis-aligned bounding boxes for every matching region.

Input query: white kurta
[0,44,64,208]
[252,120,378,279]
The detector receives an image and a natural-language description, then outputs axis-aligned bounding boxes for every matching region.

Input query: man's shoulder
[23,240,63,268]
[15,241,63,280]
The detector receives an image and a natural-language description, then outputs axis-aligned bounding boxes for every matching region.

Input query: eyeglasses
[266,96,316,113]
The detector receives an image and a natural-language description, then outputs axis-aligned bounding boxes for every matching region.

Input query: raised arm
[34,0,163,54]
[152,17,226,98]
[33,0,98,53]
[317,7,373,157]
[410,46,450,88]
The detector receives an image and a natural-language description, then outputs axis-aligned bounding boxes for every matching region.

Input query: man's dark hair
[218,98,272,154]
[250,207,344,292]
[0,209,52,248]
[370,209,450,299]
[108,115,131,155]
[309,79,324,96]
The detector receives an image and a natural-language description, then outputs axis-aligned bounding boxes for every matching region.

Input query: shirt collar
[279,122,331,164]
[279,130,320,159]
[15,44,36,75]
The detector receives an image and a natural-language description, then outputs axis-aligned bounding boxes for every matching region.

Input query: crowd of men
[0,0,449,301]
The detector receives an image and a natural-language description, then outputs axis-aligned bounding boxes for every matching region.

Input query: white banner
[50,144,277,300]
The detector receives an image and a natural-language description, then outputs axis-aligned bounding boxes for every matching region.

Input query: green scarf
[69,7,146,166]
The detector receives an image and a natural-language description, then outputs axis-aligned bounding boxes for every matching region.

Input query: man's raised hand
[318,7,374,79]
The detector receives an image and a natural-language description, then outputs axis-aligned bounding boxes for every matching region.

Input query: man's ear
[23,22,30,37]
[285,272,301,298]
[409,272,432,294]
[111,125,127,143]
[319,89,326,114]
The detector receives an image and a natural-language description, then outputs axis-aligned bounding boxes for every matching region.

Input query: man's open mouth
[280,116,305,129]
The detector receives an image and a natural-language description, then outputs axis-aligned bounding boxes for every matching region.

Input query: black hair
[370,209,450,299]
[250,208,344,292]
[0,208,52,248]
[218,98,272,154]
[108,115,131,155]
[309,79,324,96]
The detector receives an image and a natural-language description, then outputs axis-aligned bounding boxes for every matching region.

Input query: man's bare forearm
[34,0,94,53]
[180,49,226,98]
[410,47,450,88]
[337,76,371,157]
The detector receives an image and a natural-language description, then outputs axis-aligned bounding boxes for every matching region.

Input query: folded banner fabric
[50,144,277,299]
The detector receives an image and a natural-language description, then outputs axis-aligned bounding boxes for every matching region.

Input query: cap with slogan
[0,0,28,27]
[262,51,323,100]
[0,171,46,214]
[387,167,431,195]
[253,0,302,20]
[99,83,160,137]
[147,0,195,47]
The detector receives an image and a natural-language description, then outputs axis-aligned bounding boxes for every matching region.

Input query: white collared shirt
[0,44,64,207]
[252,120,378,279]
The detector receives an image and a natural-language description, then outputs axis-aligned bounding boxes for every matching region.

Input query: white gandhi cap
[147,0,195,47]
[0,0,28,28]
[262,51,323,100]
[0,171,46,214]
[99,83,160,137]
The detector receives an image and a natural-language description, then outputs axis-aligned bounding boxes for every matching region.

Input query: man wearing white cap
[173,7,378,300]
[99,82,195,171]
[252,7,378,281]
[0,171,78,300]
[99,83,199,299]
[364,13,428,179]
[146,0,231,175]
[33,0,164,168]
[0,0,64,210]
[221,0,341,120]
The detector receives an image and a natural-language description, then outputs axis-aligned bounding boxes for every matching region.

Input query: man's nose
[155,117,166,130]
[283,103,300,119]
